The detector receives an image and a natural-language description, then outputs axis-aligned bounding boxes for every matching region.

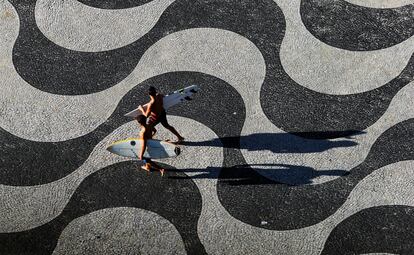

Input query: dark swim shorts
[148,110,169,127]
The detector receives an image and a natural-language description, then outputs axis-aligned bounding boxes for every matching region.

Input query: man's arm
[138,105,145,115]
[144,99,154,117]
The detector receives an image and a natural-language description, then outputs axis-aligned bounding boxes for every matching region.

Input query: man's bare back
[144,87,184,143]
[151,94,164,115]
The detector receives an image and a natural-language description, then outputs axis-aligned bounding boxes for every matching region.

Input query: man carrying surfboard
[140,86,184,144]
[136,115,165,176]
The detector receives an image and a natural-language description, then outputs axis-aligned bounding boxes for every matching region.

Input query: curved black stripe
[216,119,414,230]
[78,0,153,9]
[301,0,414,51]
[11,0,414,136]
[0,162,206,255]
[0,72,245,185]
[12,0,287,95]
[260,45,414,139]
[322,205,414,254]
[10,0,138,95]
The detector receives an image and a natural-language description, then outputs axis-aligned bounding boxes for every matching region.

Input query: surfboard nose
[174,146,181,156]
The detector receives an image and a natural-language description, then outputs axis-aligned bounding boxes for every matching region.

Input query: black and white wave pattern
[1,0,413,253]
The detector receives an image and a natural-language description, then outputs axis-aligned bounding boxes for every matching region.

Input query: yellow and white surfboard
[107,138,180,159]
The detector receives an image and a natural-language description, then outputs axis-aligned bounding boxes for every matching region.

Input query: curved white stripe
[3,10,414,183]
[53,208,186,255]
[276,0,414,95]
[3,1,411,143]
[35,0,176,52]
[0,116,222,232]
[345,0,414,8]
[362,253,397,255]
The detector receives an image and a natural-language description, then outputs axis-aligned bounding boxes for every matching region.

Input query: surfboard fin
[174,146,181,156]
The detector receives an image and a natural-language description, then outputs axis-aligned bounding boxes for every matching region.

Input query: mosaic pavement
[0,0,414,254]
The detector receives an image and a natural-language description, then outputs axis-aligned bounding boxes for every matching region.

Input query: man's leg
[148,161,165,176]
[151,127,157,138]
[160,112,184,143]
[141,158,151,172]
[141,158,165,176]
[147,117,159,139]
[164,124,184,141]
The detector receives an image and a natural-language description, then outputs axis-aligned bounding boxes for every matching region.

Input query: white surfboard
[125,85,199,118]
[106,138,180,159]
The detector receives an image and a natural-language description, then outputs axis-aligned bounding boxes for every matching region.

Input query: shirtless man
[142,86,184,144]
[136,115,165,176]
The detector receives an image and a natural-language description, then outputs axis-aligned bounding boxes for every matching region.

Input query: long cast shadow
[181,131,364,153]
[167,163,349,186]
